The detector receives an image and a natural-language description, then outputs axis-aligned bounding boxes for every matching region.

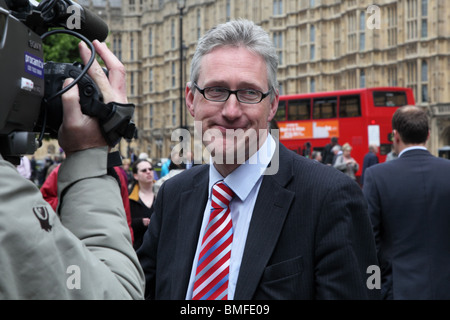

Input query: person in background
[129,159,155,250]
[16,156,31,180]
[30,156,38,184]
[153,152,186,197]
[322,136,339,165]
[331,144,342,165]
[385,144,398,161]
[119,158,133,191]
[361,144,379,186]
[138,152,159,182]
[333,143,359,182]
[159,155,171,178]
[185,151,194,170]
[311,150,322,162]
[363,105,450,299]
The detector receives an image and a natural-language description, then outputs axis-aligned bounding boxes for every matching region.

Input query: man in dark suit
[361,144,379,186]
[138,19,380,300]
[321,136,339,165]
[363,105,450,299]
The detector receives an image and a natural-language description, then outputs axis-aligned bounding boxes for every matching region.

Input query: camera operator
[0,40,145,299]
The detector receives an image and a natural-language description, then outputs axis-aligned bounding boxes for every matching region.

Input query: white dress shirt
[398,146,427,158]
[185,134,276,300]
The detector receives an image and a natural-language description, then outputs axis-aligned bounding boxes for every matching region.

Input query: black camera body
[0,1,45,137]
[40,62,107,138]
[0,0,136,164]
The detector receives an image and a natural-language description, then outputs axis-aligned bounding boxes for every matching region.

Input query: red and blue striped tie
[192,180,235,300]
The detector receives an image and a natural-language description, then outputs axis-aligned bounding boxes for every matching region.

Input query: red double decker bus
[274,87,415,179]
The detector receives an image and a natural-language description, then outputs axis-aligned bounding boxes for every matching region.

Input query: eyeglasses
[139,168,153,173]
[193,82,271,104]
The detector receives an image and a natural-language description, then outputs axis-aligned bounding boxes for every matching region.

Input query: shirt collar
[209,134,276,202]
[398,146,427,157]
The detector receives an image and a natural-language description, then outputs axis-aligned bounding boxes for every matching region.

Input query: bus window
[288,99,310,120]
[275,100,286,121]
[373,91,408,107]
[313,98,337,119]
[340,95,361,117]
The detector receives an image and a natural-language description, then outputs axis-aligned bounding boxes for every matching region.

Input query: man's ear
[393,129,401,144]
[267,89,280,121]
[186,82,195,117]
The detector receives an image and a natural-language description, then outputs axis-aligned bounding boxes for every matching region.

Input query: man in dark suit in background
[138,19,380,300]
[321,136,339,165]
[363,105,450,299]
[361,144,379,186]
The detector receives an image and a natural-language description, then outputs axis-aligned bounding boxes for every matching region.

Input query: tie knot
[212,181,235,209]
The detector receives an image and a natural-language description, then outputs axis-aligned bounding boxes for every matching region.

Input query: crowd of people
[301,135,396,187]
[318,138,381,185]
[17,153,65,187]
[2,18,449,300]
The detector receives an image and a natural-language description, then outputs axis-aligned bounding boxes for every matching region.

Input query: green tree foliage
[43,29,107,67]
[43,29,82,64]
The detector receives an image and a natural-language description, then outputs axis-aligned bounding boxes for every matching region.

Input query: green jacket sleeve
[0,147,144,299]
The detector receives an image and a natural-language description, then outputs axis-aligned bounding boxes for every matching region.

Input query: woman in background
[334,143,359,181]
[129,158,155,250]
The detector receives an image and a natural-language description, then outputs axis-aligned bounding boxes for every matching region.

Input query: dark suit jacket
[363,149,450,299]
[138,144,380,299]
[361,151,379,185]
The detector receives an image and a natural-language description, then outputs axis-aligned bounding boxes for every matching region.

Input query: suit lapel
[234,146,295,299]
[172,167,209,299]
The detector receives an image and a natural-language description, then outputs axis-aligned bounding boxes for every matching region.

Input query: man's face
[186,46,278,165]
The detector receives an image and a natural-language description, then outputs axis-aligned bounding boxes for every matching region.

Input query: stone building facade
[76,0,450,161]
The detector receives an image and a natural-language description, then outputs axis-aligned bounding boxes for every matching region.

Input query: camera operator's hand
[80,40,128,104]
[58,40,127,156]
[58,78,107,156]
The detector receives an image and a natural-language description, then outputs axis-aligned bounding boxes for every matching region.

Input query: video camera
[0,0,136,164]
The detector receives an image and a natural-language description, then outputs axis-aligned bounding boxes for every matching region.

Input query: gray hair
[331,145,342,153]
[190,19,279,100]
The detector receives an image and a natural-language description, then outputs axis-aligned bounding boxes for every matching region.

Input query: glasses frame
[193,82,271,104]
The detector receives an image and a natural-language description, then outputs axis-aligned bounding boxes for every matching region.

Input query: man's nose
[221,93,242,120]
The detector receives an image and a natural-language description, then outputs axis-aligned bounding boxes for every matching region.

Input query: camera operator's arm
[0,41,143,299]
[57,41,144,299]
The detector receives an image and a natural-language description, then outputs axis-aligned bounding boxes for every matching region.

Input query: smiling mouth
[213,124,248,132]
